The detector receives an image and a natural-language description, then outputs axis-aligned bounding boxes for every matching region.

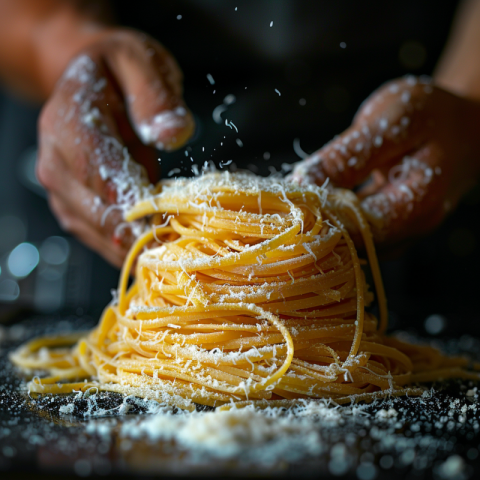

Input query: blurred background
[0,0,475,339]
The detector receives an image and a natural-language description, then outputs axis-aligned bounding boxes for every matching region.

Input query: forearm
[0,0,112,101]
[435,0,480,100]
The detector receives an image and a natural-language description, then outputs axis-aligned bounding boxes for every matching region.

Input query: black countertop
[2,316,480,480]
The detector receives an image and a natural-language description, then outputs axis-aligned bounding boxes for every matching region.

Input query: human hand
[37,29,194,267]
[291,76,480,249]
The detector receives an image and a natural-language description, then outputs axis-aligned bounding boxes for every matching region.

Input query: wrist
[433,0,480,103]
[435,71,480,103]
[32,6,111,99]
[0,1,112,101]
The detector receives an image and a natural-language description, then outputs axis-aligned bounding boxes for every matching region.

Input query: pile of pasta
[11,172,479,411]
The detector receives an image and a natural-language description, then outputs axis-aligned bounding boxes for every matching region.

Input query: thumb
[104,31,195,151]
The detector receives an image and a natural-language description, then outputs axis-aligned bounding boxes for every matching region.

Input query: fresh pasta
[10,172,479,411]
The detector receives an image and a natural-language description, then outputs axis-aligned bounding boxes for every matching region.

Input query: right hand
[37,29,194,267]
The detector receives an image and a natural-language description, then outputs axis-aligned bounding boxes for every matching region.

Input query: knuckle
[57,212,77,234]
[36,149,58,190]
[58,216,73,232]
[36,156,52,189]
[126,29,160,50]
[38,100,57,134]
[38,109,48,133]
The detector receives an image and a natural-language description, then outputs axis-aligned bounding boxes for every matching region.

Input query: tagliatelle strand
[10,172,480,410]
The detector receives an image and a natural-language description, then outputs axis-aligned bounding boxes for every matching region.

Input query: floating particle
[275,89,281,96]
[206,74,215,85]
[263,152,271,160]
[340,42,347,49]
[299,98,306,106]
[224,94,236,105]
[168,168,181,177]
[236,139,243,147]
[177,15,182,20]
[270,21,273,27]
[225,119,238,132]
[293,138,308,159]
[212,95,236,124]
[219,160,233,168]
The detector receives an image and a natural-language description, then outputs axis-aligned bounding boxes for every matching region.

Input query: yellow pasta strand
[10,172,479,410]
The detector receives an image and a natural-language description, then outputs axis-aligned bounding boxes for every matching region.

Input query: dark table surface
[2,315,480,480]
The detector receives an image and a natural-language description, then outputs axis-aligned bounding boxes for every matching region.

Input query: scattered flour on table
[122,408,324,461]
[59,403,75,415]
[86,401,353,462]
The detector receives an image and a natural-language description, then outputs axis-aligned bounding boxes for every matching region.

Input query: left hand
[290,76,480,249]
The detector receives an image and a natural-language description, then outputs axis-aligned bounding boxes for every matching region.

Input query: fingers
[48,194,127,268]
[289,76,480,253]
[104,31,195,151]
[355,170,388,199]
[360,145,446,244]
[291,77,434,188]
[38,52,152,206]
[37,29,195,267]
[38,142,137,251]
[38,78,144,256]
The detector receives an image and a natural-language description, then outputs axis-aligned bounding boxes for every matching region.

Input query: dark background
[0,0,474,339]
